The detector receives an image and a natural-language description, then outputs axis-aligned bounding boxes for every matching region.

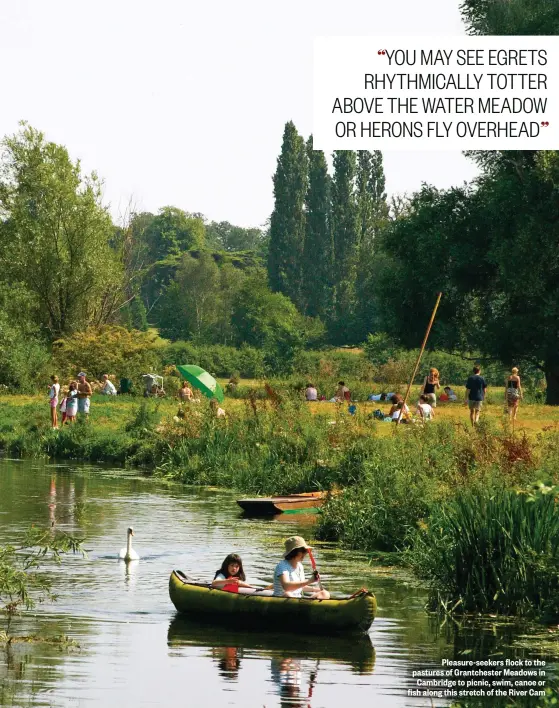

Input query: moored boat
[236,491,328,515]
[169,570,376,635]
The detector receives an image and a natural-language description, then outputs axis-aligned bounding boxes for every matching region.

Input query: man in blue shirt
[464,366,487,427]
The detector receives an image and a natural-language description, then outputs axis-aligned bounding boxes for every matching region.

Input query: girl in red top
[211,554,254,593]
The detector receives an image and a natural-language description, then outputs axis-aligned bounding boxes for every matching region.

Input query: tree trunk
[544,358,559,405]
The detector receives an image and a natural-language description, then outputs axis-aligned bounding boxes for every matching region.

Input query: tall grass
[407,485,559,621]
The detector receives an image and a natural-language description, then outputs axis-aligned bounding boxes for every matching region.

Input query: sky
[0,0,480,228]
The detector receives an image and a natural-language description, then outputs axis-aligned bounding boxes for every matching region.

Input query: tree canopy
[375,151,559,403]
[0,123,122,338]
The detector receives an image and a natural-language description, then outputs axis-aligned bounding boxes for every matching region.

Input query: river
[0,459,555,707]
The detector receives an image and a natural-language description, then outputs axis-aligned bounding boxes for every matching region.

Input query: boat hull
[236,492,327,515]
[169,570,376,635]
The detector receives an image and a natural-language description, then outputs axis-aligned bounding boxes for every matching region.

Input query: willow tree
[0,123,122,338]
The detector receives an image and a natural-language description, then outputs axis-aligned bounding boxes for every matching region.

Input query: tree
[232,273,322,373]
[53,325,162,382]
[216,262,248,345]
[0,123,123,338]
[302,136,332,320]
[267,121,308,309]
[330,150,359,343]
[156,252,221,342]
[375,159,559,403]
[354,150,389,341]
[460,0,559,35]
[143,206,205,263]
[205,220,267,254]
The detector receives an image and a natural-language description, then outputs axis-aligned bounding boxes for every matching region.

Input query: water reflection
[121,558,139,589]
[212,646,242,680]
[167,614,376,674]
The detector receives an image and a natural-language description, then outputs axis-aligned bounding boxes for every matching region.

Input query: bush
[160,342,266,379]
[0,315,52,392]
[52,326,162,385]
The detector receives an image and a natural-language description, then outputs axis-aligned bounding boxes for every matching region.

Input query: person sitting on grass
[416,394,435,422]
[388,394,410,423]
[178,381,193,402]
[273,536,330,600]
[212,554,254,593]
[439,386,457,402]
[334,381,351,402]
[210,398,226,418]
[305,383,318,401]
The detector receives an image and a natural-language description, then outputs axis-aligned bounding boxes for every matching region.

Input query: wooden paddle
[307,548,324,591]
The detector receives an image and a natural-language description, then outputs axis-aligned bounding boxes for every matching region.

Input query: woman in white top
[48,375,61,429]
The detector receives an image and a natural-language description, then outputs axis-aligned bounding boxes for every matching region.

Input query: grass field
[3,384,559,436]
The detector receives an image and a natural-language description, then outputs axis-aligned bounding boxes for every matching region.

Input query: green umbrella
[176,365,224,403]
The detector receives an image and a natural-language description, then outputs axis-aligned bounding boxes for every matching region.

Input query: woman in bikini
[505,367,522,422]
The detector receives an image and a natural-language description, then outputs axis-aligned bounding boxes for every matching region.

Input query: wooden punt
[236,491,328,515]
[169,570,376,635]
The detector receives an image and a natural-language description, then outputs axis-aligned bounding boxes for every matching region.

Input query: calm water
[0,459,555,708]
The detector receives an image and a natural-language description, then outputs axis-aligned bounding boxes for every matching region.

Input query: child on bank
[212,553,254,593]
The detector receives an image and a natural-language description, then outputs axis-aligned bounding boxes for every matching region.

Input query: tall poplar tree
[301,136,332,320]
[330,150,359,343]
[267,122,308,309]
[354,150,389,340]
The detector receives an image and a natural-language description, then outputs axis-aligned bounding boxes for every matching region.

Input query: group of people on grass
[304,365,524,427]
[211,536,330,599]
[175,381,226,418]
[304,381,351,403]
[47,372,117,428]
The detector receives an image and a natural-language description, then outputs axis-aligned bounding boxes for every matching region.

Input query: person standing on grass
[48,375,60,429]
[505,367,523,422]
[464,365,487,427]
[77,372,92,420]
[421,368,440,408]
[65,381,79,423]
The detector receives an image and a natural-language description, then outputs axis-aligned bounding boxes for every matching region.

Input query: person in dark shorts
[464,366,487,427]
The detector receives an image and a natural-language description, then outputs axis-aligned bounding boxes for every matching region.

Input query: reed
[407,485,559,621]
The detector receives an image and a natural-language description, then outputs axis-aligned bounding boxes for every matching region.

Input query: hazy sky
[0,0,480,227]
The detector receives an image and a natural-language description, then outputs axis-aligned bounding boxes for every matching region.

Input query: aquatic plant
[407,484,559,622]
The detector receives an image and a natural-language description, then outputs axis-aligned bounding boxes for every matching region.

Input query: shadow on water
[167,613,376,675]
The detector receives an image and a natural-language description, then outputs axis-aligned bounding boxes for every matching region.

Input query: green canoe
[169,570,376,635]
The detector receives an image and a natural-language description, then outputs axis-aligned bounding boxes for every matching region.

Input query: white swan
[119,527,140,561]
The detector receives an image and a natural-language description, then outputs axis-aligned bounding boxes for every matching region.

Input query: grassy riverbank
[2,391,559,621]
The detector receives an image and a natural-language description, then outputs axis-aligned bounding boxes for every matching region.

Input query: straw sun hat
[284,536,313,558]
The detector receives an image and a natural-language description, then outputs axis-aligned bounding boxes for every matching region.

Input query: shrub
[52,326,162,385]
